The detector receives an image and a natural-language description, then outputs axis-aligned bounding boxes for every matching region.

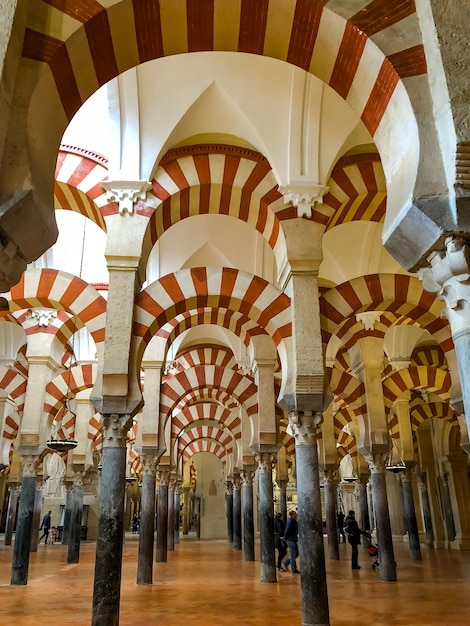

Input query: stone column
[440,471,456,543]
[156,469,169,562]
[30,479,43,552]
[277,478,288,525]
[4,482,20,545]
[174,480,182,545]
[256,452,276,583]
[225,481,233,543]
[400,469,421,560]
[289,411,329,626]
[137,454,157,584]
[323,469,340,561]
[241,468,255,561]
[417,473,434,547]
[366,453,397,581]
[356,474,371,530]
[91,413,131,626]
[11,454,39,585]
[67,471,84,564]
[232,473,242,551]
[62,480,74,545]
[167,477,175,551]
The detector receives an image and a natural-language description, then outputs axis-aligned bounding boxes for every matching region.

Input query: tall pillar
[11,454,39,585]
[137,454,157,584]
[356,474,371,530]
[4,482,20,545]
[400,469,421,560]
[174,479,182,545]
[67,471,84,564]
[417,472,434,547]
[167,477,175,551]
[277,478,288,524]
[232,473,242,551]
[62,480,74,545]
[440,471,456,543]
[256,452,276,583]
[156,469,169,562]
[91,413,130,626]
[289,411,329,626]
[30,479,43,552]
[225,481,233,543]
[323,469,340,560]
[241,468,255,561]
[366,454,397,581]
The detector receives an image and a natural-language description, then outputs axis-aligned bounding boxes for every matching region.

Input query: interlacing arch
[180,439,227,465]
[8,269,107,346]
[172,403,241,439]
[409,399,460,433]
[382,366,452,411]
[327,369,366,415]
[174,345,240,373]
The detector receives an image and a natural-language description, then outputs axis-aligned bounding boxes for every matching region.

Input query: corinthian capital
[288,411,322,446]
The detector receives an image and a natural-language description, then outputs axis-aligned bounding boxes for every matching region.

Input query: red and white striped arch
[409,400,459,433]
[55,146,108,230]
[89,413,104,453]
[411,345,447,369]
[8,269,107,346]
[0,367,27,424]
[173,345,240,373]
[382,366,452,410]
[327,370,366,415]
[180,439,227,465]
[43,364,96,426]
[172,403,241,438]
[177,425,236,456]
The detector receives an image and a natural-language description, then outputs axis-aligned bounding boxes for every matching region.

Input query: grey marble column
[256,452,276,583]
[92,413,130,626]
[67,472,84,564]
[289,411,330,626]
[174,481,181,545]
[167,478,175,551]
[30,481,43,552]
[440,472,456,543]
[400,469,421,560]
[62,481,74,545]
[156,469,169,562]
[11,455,39,585]
[241,469,255,561]
[367,453,397,581]
[277,479,288,526]
[4,482,20,546]
[417,473,434,547]
[137,455,157,584]
[323,469,340,560]
[232,473,242,550]
[356,475,371,530]
[225,481,233,543]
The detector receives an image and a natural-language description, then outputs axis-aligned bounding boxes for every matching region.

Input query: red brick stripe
[350,0,416,38]
[44,0,104,23]
[361,59,400,135]
[239,0,269,54]
[133,0,164,61]
[85,12,119,86]
[287,0,323,70]
[187,0,214,52]
[329,23,367,100]
[388,44,427,78]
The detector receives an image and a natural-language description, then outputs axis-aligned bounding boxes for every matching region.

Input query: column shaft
[67,482,84,564]
[11,475,36,585]
[174,488,181,545]
[137,468,156,584]
[226,487,233,543]
[156,481,169,562]
[30,485,42,552]
[324,476,339,560]
[242,481,255,561]
[257,454,276,583]
[357,479,371,530]
[370,468,397,581]
[62,484,73,545]
[401,475,421,560]
[4,485,19,546]
[167,483,175,551]
[419,476,434,547]
[91,443,127,626]
[232,479,242,550]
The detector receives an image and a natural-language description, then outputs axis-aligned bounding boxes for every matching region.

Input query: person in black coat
[344,510,369,569]
[39,510,52,544]
[274,512,287,571]
[283,510,300,574]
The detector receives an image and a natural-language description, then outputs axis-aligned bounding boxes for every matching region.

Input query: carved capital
[225,480,233,496]
[140,454,159,476]
[232,474,242,490]
[73,471,85,487]
[240,469,255,487]
[279,184,329,218]
[30,308,57,327]
[158,468,170,487]
[101,413,132,448]
[20,454,40,478]
[288,410,322,446]
[416,473,427,492]
[101,180,152,215]
[276,478,288,492]
[322,469,338,486]
[255,451,275,473]
[364,452,388,474]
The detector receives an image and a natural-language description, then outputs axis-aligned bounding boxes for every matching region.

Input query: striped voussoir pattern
[181,439,227,464]
[89,413,104,452]
[382,366,452,410]
[171,403,241,439]
[174,388,241,415]
[23,0,424,136]
[134,267,291,353]
[8,269,107,346]
[175,346,240,373]
[0,367,26,441]
[409,400,459,433]
[328,369,366,415]
[177,425,236,457]
[411,345,448,369]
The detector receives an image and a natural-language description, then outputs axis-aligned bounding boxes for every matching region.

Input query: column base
[451,537,470,550]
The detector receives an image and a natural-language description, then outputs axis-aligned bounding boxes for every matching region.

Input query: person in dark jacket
[344,510,369,569]
[283,510,300,574]
[337,510,346,543]
[39,510,52,544]
[274,512,287,571]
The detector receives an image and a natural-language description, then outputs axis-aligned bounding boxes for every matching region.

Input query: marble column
[356,474,371,530]
[174,480,182,545]
[225,481,233,543]
[11,454,39,585]
[67,472,84,564]
[367,453,397,581]
[241,468,255,561]
[323,469,340,560]
[92,413,130,626]
[62,481,74,545]
[137,455,157,584]
[440,472,456,543]
[232,473,242,551]
[276,479,288,526]
[417,473,434,547]
[400,469,421,560]
[156,469,169,562]
[167,477,175,551]
[30,480,43,552]
[256,452,276,583]
[289,411,329,626]
[4,482,20,546]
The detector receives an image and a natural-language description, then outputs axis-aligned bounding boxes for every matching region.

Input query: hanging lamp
[385,437,406,473]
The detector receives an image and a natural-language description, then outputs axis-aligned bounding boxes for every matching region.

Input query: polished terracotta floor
[1,535,470,625]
